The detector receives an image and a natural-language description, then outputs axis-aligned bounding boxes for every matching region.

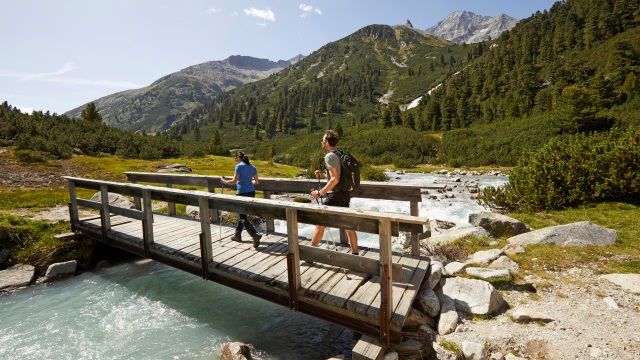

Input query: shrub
[360,164,389,181]
[15,149,49,163]
[479,128,640,211]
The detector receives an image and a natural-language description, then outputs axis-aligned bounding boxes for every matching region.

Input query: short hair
[324,130,339,147]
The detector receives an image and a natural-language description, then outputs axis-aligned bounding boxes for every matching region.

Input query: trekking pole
[317,177,338,251]
[219,177,224,241]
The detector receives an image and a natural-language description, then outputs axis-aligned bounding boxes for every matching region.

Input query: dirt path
[442,267,640,359]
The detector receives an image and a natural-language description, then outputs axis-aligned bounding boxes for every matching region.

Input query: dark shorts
[322,191,350,207]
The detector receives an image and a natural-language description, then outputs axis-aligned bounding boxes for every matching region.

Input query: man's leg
[311,225,325,246]
[346,229,358,254]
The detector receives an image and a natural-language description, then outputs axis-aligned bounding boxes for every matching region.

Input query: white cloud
[243,7,275,22]
[14,104,35,114]
[0,63,143,89]
[205,8,221,14]
[299,3,321,17]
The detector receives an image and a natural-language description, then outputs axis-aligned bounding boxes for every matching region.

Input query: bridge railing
[65,176,429,345]
[124,171,437,255]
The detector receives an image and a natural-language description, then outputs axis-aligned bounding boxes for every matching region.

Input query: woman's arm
[223,172,239,185]
[252,173,260,185]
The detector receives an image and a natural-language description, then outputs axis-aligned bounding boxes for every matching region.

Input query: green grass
[510,202,640,274]
[0,214,92,273]
[0,188,95,210]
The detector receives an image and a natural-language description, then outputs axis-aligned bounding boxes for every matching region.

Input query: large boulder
[41,260,77,282]
[416,288,440,318]
[469,212,529,238]
[600,273,640,294]
[440,277,507,315]
[0,264,35,291]
[90,192,135,209]
[507,221,616,247]
[425,226,491,246]
[436,288,459,335]
[219,342,254,360]
[489,256,520,273]
[427,261,443,289]
[466,249,503,266]
[465,267,512,281]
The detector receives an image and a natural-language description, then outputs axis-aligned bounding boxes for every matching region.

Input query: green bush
[479,128,640,211]
[15,149,49,163]
[360,164,389,181]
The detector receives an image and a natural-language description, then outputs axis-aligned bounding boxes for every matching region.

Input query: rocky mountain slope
[426,10,518,44]
[65,55,301,132]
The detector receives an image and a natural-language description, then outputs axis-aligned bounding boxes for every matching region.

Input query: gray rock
[504,354,525,360]
[444,261,466,275]
[185,205,200,219]
[0,248,9,265]
[90,192,135,209]
[436,288,459,335]
[490,352,505,360]
[416,287,441,317]
[426,226,491,246]
[428,261,443,289]
[465,267,512,281]
[509,308,554,323]
[467,249,503,266]
[507,221,616,247]
[462,341,487,360]
[219,341,254,360]
[383,351,399,360]
[469,212,529,238]
[404,308,432,329]
[440,277,507,315]
[429,219,456,234]
[42,260,77,282]
[0,264,35,291]
[600,273,640,294]
[603,296,619,310]
[489,256,520,273]
[502,243,525,255]
[393,339,422,352]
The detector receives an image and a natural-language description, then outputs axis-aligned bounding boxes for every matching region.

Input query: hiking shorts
[322,191,350,207]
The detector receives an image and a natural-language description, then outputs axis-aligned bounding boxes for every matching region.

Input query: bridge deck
[76,214,429,334]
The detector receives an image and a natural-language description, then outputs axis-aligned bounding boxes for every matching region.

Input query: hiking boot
[252,233,262,249]
[231,233,242,242]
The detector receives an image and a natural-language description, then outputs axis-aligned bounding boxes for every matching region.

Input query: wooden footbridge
[65,173,434,358]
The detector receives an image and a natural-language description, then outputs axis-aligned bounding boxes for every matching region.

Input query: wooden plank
[68,180,79,228]
[263,191,275,233]
[227,240,289,277]
[198,196,213,267]
[299,245,403,281]
[286,208,301,300]
[142,190,154,257]
[352,335,385,360]
[317,269,368,310]
[108,205,144,220]
[410,200,420,256]
[100,185,111,240]
[378,219,392,345]
[390,258,429,330]
[207,179,219,223]
[166,183,176,216]
[77,198,101,210]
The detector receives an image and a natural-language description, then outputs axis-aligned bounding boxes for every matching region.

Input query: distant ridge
[65,55,302,132]
[426,10,518,44]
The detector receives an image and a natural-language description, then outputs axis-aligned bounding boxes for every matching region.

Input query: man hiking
[310,130,359,255]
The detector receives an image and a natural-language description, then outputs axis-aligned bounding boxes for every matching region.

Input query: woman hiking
[222,151,262,249]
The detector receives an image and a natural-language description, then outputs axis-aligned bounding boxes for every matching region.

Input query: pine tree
[80,102,102,122]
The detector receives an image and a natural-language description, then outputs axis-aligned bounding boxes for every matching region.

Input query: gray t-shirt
[324,151,341,191]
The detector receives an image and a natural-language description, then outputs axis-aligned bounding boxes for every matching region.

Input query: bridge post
[286,208,300,309]
[129,177,142,210]
[410,200,420,256]
[206,179,219,223]
[263,191,275,233]
[100,185,111,242]
[198,196,213,279]
[378,219,392,346]
[67,180,79,231]
[166,182,176,216]
[142,189,154,257]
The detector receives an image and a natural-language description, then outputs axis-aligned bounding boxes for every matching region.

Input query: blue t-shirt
[235,162,257,194]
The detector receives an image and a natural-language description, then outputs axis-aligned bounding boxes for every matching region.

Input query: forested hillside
[0,102,198,160]
[173,0,639,169]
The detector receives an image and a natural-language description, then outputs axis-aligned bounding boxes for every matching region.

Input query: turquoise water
[0,260,350,360]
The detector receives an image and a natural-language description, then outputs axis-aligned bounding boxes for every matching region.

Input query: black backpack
[331,150,361,194]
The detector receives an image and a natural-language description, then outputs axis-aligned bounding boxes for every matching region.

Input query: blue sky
[0,0,556,114]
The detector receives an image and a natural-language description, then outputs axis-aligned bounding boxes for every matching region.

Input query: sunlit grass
[0,187,95,210]
[510,202,640,274]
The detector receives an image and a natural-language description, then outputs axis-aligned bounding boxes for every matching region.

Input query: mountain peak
[426,10,519,44]
[405,19,414,28]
